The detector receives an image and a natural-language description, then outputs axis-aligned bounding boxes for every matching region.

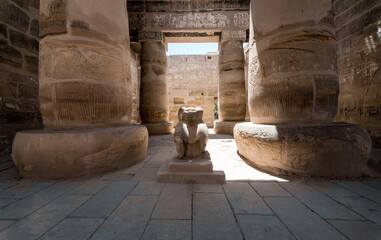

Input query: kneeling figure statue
[174,107,209,159]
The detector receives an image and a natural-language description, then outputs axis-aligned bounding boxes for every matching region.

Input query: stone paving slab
[0,182,80,220]
[132,167,160,181]
[0,133,380,240]
[99,172,134,181]
[335,197,381,226]
[337,182,381,204]
[362,180,381,190]
[223,182,273,215]
[0,181,18,191]
[307,182,360,198]
[152,183,192,220]
[328,220,381,240]
[0,220,15,231]
[0,161,14,171]
[91,196,158,240]
[193,193,242,240]
[0,198,18,208]
[129,181,164,196]
[144,147,173,168]
[265,197,346,240]
[70,181,137,218]
[236,215,295,240]
[280,182,363,220]
[250,182,291,197]
[67,180,110,195]
[0,194,90,240]
[118,162,145,174]
[0,181,52,198]
[40,218,104,240]
[141,220,192,240]
[193,184,223,193]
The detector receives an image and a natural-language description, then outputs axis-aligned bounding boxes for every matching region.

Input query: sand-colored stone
[38,0,133,129]
[234,122,371,177]
[169,158,213,173]
[12,125,148,179]
[334,0,381,150]
[158,107,224,183]
[167,54,219,127]
[174,107,209,158]
[157,158,225,184]
[144,122,173,135]
[140,40,173,135]
[248,0,339,124]
[140,40,169,123]
[234,0,372,177]
[214,120,243,135]
[11,0,148,179]
[218,40,246,121]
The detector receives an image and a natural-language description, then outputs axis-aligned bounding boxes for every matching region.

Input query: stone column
[11,0,148,179]
[140,40,173,135]
[234,0,371,177]
[215,39,246,134]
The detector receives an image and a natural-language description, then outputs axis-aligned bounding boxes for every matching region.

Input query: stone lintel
[129,11,249,32]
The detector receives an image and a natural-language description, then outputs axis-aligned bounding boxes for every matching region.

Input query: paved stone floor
[0,130,380,240]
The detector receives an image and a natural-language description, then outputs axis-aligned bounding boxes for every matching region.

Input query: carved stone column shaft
[234,0,371,177]
[215,39,246,134]
[140,40,173,135]
[11,0,148,179]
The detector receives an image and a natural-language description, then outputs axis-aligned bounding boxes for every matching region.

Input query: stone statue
[174,107,209,159]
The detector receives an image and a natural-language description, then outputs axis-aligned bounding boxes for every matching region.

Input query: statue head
[178,107,204,124]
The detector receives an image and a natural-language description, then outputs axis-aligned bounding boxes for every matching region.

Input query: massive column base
[12,125,148,179]
[234,122,372,178]
[157,154,226,183]
[214,120,244,135]
[143,122,173,135]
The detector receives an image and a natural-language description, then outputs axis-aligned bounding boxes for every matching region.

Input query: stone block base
[214,120,243,135]
[157,155,225,183]
[144,122,173,135]
[234,122,372,178]
[12,125,149,179]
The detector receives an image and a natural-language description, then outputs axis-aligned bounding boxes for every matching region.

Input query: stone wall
[167,54,218,127]
[0,0,41,155]
[334,0,381,149]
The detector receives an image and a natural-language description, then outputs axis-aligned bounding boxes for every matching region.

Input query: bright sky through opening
[167,42,218,55]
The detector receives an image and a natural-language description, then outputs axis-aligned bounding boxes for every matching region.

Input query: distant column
[140,40,173,135]
[215,39,246,134]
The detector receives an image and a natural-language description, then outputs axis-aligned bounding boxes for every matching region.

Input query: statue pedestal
[157,153,225,183]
